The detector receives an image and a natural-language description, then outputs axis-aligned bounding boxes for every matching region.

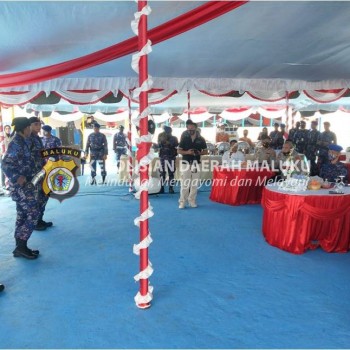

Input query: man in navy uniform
[113,125,127,171]
[41,124,62,150]
[157,125,179,194]
[2,117,41,259]
[305,121,320,176]
[317,121,337,169]
[320,144,348,183]
[27,117,50,230]
[269,123,284,152]
[293,120,308,154]
[85,122,108,184]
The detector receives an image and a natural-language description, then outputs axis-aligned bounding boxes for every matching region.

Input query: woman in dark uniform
[2,117,41,259]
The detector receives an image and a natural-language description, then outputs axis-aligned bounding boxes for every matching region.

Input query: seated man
[222,140,245,166]
[320,144,348,183]
[254,136,276,166]
[276,140,305,179]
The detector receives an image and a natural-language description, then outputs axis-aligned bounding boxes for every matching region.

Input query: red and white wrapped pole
[0,108,5,155]
[285,91,290,132]
[0,108,5,190]
[131,0,154,309]
[127,91,133,192]
[187,90,191,120]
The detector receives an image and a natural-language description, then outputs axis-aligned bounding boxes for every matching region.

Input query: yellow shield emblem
[42,159,79,201]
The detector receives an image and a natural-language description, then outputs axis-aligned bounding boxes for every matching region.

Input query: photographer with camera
[177,121,207,209]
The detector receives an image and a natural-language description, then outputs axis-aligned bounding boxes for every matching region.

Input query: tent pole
[285,91,290,132]
[81,115,85,151]
[0,106,5,189]
[136,0,151,309]
[128,90,133,192]
[187,90,191,120]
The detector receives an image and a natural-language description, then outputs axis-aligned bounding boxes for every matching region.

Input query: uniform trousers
[90,157,107,178]
[115,148,127,169]
[12,186,40,240]
[179,162,201,204]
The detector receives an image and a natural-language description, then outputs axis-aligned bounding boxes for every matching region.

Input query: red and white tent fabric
[1,1,350,110]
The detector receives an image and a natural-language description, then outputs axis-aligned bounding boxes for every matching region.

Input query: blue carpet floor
[0,176,350,349]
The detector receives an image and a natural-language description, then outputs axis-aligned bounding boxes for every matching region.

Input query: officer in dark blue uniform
[113,125,127,170]
[320,144,348,183]
[2,117,41,259]
[317,121,337,169]
[305,121,321,176]
[157,125,179,194]
[85,122,108,184]
[293,120,309,154]
[27,117,50,230]
[269,123,284,151]
[41,124,62,150]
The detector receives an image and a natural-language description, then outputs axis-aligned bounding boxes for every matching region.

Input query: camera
[192,149,200,155]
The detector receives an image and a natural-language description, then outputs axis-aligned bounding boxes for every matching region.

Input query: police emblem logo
[41,147,82,202]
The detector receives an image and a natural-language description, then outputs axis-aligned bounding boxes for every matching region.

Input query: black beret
[28,116,40,124]
[11,117,31,130]
[42,125,52,132]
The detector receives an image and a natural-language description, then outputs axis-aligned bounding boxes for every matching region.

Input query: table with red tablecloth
[209,166,275,206]
[261,184,350,254]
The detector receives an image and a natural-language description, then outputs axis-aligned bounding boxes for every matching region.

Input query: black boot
[102,175,106,184]
[12,239,38,260]
[15,238,39,256]
[169,186,175,194]
[34,220,47,231]
[0,284,4,292]
[39,219,53,228]
[158,186,164,194]
[90,177,96,185]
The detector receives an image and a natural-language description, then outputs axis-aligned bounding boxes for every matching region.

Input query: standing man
[280,123,289,141]
[288,121,300,143]
[85,122,108,185]
[157,125,179,194]
[27,117,50,230]
[293,120,308,154]
[317,121,337,169]
[113,125,127,171]
[305,121,321,176]
[2,117,41,259]
[41,125,62,151]
[177,121,207,209]
[269,123,284,153]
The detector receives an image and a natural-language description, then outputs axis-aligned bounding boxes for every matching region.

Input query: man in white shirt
[222,140,245,166]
